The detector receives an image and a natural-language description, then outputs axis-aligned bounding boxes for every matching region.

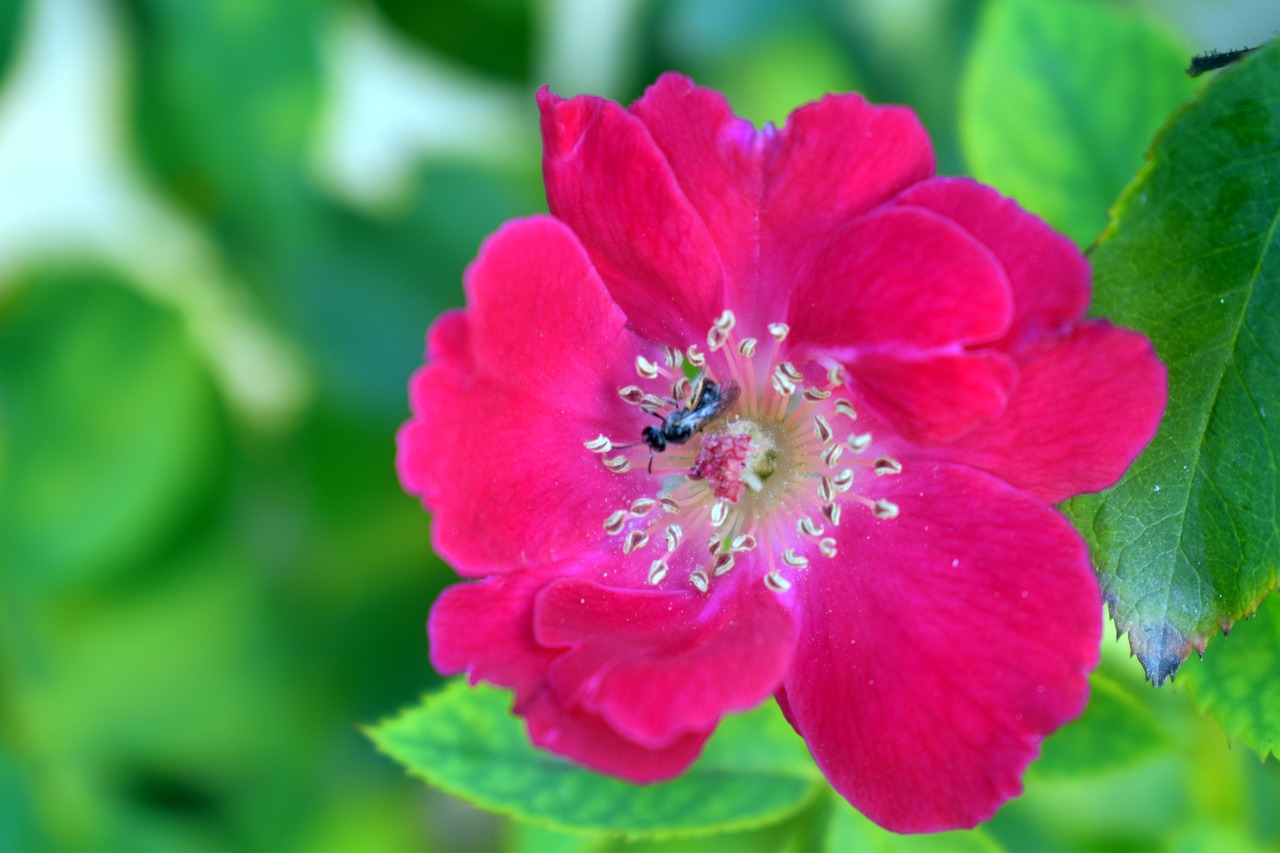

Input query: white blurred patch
[0,0,310,431]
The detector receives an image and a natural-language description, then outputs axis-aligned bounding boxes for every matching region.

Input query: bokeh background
[1,0,1279,850]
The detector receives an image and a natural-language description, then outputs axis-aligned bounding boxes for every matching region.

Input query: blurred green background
[1,0,1278,850]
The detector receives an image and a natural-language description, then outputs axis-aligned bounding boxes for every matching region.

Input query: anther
[826,365,844,386]
[672,376,691,401]
[636,355,659,379]
[848,433,872,452]
[804,387,832,402]
[822,444,843,467]
[648,559,669,585]
[798,517,824,537]
[707,536,721,556]
[659,498,680,514]
[584,435,612,453]
[710,500,729,528]
[832,469,854,491]
[874,456,903,476]
[768,322,790,342]
[818,476,834,502]
[623,530,650,554]
[819,538,838,558]
[712,552,735,576]
[738,338,758,357]
[603,455,632,474]
[640,393,667,410]
[686,345,706,368]
[771,368,796,396]
[603,510,628,536]
[813,413,833,444]
[778,362,804,383]
[731,534,757,551]
[822,502,842,527]
[630,498,657,516]
[783,549,810,569]
[690,570,710,594]
[665,524,683,552]
[834,400,857,419]
[765,571,792,592]
[663,346,684,369]
[619,386,646,404]
[873,498,900,519]
[708,311,736,350]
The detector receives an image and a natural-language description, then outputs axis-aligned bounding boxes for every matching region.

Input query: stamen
[636,355,659,379]
[768,323,790,342]
[771,368,796,396]
[832,469,854,491]
[804,387,832,402]
[707,536,721,556]
[640,393,668,410]
[584,435,612,453]
[665,524,683,552]
[873,498,900,519]
[822,444,843,467]
[630,498,657,516]
[623,530,649,553]
[686,345,706,368]
[826,365,844,386]
[648,559,669,585]
[874,457,903,476]
[834,400,857,419]
[813,413,833,444]
[672,376,691,401]
[819,537,838,558]
[710,500,729,527]
[708,310,736,351]
[848,433,872,452]
[818,477,834,502]
[738,338,758,357]
[764,571,792,592]
[797,517,824,537]
[690,570,710,593]
[783,549,810,569]
[603,455,632,474]
[603,510,628,536]
[659,498,680,514]
[712,552,735,576]
[731,534,757,551]
[619,386,646,405]
[778,362,804,383]
[822,502,842,527]
[663,346,684,369]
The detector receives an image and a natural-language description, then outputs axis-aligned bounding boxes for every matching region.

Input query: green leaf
[1030,672,1171,779]
[371,0,534,80]
[0,268,225,589]
[960,0,1195,246]
[824,799,1000,852]
[368,681,823,838]
[1065,41,1280,686]
[0,0,24,85]
[1179,596,1280,758]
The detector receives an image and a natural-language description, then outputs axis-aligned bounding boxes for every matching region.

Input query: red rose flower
[398,74,1166,833]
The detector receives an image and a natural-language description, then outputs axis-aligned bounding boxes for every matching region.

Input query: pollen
[589,310,901,595]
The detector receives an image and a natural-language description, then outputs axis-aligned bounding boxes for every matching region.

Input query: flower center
[585,310,901,595]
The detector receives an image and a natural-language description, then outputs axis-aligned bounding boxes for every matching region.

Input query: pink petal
[782,464,1100,833]
[787,206,1012,351]
[396,216,654,575]
[924,322,1168,502]
[628,74,763,306]
[896,179,1091,352]
[539,86,726,344]
[753,92,935,324]
[521,686,711,783]
[533,574,797,748]
[849,350,1017,445]
[429,566,565,697]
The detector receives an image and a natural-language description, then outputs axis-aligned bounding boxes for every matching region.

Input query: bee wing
[716,382,742,414]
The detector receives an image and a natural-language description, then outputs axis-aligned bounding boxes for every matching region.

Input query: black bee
[1188,45,1259,77]
[641,377,740,471]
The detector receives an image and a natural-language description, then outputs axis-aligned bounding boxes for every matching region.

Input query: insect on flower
[640,376,741,471]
